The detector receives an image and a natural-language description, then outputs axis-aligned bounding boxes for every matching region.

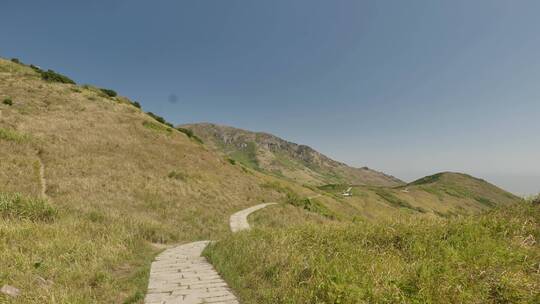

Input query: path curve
[145,203,276,304]
[229,203,277,233]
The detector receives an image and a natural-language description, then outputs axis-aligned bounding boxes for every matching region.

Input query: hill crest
[181,122,404,187]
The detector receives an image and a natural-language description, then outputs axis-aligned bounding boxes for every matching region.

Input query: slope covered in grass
[181,123,404,187]
[316,172,522,219]
[205,202,540,304]
[0,57,301,302]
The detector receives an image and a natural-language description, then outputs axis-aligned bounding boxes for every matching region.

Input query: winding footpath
[144,203,276,304]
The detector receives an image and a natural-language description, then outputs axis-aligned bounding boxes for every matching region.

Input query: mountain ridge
[181,122,404,187]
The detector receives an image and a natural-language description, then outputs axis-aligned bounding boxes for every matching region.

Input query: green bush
[132,101,141,109]
[99,88,117,97]
[142,121,172,134]
[227,158,236,165]
[167,170,188,181]
[11,58,20,64]
[286,193,335,218]
[0,193,57,221]
[3,97,13,106]
[176,127,203,144]
[375,188,426,213]
[40,69,76,84]
[146,112,173,128]
[30,64,42,72]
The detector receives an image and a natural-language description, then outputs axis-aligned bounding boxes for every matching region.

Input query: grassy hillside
[205,202,540,303]
[315,172,521,220]
[0,57,528,303]
[181,123,404,187]
[0,57,309,302]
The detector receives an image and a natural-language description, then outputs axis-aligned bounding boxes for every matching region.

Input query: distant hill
[317,172,522,219]
[181,123,403,187]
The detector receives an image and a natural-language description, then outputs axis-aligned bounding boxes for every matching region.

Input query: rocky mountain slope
[181,123,403,187]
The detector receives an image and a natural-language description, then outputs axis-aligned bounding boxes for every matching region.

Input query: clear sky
[2,0,539,195]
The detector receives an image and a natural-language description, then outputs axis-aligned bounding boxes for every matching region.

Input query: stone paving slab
[229,203,277,233]
[145,241,238,304]
[146,203,276,304]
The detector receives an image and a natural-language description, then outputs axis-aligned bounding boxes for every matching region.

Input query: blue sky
[2,0,539,194]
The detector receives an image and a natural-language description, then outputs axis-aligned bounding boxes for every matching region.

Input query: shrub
[375,188,426,213]
[286,193,335,218]
[227,158,236,165]
[176,127,204,144]
[3,97,13,106]
[132,101,141,109]
[146,112,174,128]
[40,69,76,84]
[99,88,117,97]
[29,64,42,72]
[10,58,20,64]
[167,170,188,181]
[142,121,172,134]
[0,193,57,221]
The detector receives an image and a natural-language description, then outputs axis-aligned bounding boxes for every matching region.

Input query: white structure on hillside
[342,187,352,197]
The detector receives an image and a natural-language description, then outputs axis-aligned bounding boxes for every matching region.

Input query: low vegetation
[0,193,57,222]
[373,188,427,213]
[3,97,13,106]
[39,69,76,84]
[176,127,203,144]
[0,192,155,302]
[205,202,540,304]
[99,88,117,98]
[285,192,335,219]
[0,57,287,303]
[142,121,172,133]
[146,112,174,128]
[0,128,29,143]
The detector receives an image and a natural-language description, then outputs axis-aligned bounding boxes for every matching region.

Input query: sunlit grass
[205,203,540,303]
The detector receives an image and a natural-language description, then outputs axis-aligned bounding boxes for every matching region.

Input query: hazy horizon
[2,0,538,195]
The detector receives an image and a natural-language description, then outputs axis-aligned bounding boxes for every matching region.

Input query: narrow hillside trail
[144,203,276,304]
[229,203,277,233]
[36,154,47,199]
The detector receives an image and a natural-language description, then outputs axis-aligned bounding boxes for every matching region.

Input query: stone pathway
[145,203,276,304]
[229,203,277,233]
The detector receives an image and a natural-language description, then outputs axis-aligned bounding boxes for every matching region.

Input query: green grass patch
[0,127,29,143]
[285,192,335,219]
[205,203,540,304]
[409,173,444,185]
[142,121,172,134]
[0,193,57,222]
[374,188,426,213]
[229,141,259,170]
[475,196,496,207]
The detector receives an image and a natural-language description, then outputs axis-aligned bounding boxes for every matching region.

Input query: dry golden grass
[0,58,295,302]
[0,58,526,303]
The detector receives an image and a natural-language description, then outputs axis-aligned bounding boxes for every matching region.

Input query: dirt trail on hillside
[36,153,47,199]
